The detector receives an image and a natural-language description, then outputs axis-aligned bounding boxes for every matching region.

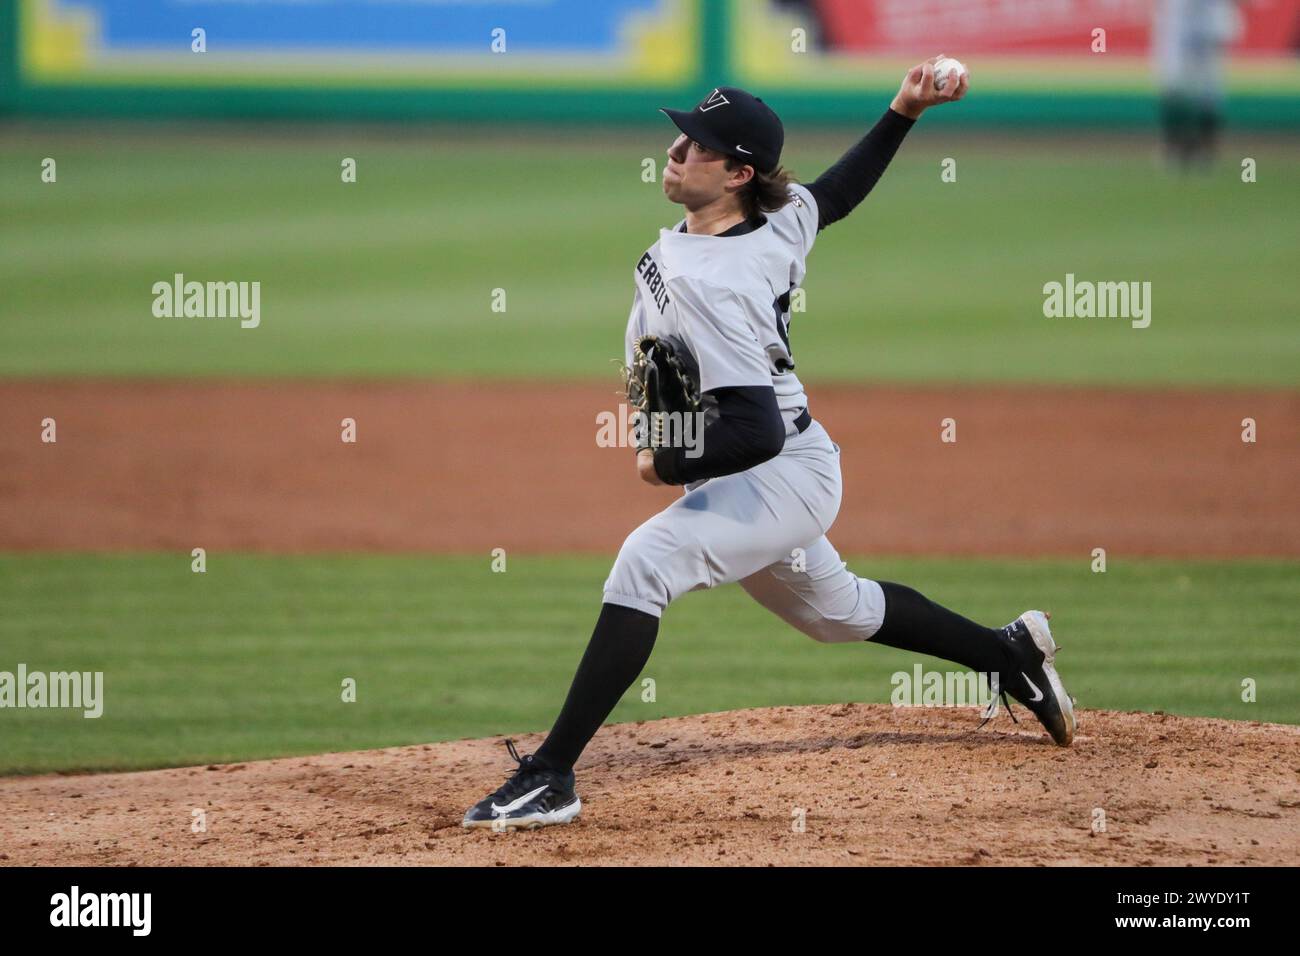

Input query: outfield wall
[2,0,1298,126]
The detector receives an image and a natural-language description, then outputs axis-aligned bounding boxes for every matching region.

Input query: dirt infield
[2,704,1296,866]
[2,380,1296,556]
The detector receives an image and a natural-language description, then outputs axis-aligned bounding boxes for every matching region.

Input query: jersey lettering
[770,286,795,372]
[636,252,671,314]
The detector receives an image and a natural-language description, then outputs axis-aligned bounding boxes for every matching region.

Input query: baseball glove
[620,334,702,451]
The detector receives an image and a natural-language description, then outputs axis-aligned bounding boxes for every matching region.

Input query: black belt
[793,408,811,434]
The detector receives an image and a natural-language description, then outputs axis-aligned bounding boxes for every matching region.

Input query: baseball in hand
[933,57,968,92]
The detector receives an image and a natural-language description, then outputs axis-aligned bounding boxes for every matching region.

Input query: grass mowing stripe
[0,553,1294,774]
[2,132,1297,384]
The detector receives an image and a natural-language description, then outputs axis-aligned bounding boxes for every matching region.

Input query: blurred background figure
[1153,0,1247,168]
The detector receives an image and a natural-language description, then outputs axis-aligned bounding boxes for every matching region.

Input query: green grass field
[2,126,1296,777]
[2,127,1297,385]
[1,553,1295,775]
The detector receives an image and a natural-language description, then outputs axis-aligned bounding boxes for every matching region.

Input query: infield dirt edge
[3,703,1297,867]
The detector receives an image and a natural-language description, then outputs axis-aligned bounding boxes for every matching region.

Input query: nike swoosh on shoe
[491,784,549,815]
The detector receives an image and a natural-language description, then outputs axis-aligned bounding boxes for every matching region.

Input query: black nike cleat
[985,610,1077,747]
[462,740,582,831]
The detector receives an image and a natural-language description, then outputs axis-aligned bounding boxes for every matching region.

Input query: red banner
[814,0,1300,55]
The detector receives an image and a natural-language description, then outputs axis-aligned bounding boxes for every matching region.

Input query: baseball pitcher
[464,57,1076,831]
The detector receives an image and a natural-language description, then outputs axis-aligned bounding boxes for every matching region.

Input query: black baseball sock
[869,581,1009,676]
[534,602,659,774]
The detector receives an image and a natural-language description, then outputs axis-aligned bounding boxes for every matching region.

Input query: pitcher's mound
[3,705,1297,866]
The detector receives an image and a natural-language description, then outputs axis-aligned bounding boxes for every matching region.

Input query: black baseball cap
[661,86,784,173]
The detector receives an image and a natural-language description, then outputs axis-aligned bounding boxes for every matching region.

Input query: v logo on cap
[699,88,730,112]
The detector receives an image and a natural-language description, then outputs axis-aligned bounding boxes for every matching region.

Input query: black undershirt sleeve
[805,108,916,231]
[651,385,785,486]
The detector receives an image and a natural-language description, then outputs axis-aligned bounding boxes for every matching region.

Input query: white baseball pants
[602,419,887,642]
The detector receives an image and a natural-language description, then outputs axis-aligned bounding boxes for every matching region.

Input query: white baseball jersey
[625,184,819,434]
[605,182,888,638]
